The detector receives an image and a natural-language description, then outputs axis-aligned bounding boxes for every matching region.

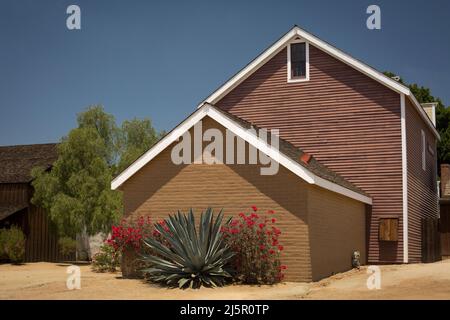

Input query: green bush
[92,243,120,272]
[0,226,26,263]
[141,208,235,289]
[58,236,77,257]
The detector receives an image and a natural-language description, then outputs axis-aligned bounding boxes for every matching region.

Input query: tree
[383,71,450,166]
[77,105,120,165]
[31,105,164,239]
[117,118,165,173]
[31,127,122,237]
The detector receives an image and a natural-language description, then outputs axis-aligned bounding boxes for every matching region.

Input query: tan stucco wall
[308,185,367,281]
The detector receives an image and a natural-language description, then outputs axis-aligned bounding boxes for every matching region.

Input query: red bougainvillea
[222,206,286,284]
[106,216,154,252]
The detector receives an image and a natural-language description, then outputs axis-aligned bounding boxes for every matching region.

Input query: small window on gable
[421,130,426,171]
[288,41,309,82]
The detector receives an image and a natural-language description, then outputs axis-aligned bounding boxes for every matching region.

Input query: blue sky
[1,0,449,146]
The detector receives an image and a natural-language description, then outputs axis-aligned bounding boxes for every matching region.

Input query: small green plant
[141,208,235,289]
[58,236,77,257]
[92,243,120,272]
[0,226,26,263]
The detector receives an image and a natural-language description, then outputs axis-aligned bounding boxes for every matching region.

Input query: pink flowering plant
[222,206,286,284]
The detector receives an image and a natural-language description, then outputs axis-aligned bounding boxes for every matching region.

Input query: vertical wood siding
[405,99,439,262]
[0,183,64,262]
[0,184,29,205]
[216,45,403,263]
[25,204,63,262]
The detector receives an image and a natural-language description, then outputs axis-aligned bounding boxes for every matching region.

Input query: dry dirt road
[0,260,449,300]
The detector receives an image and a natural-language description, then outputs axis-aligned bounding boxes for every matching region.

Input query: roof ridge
[0,142,58,148]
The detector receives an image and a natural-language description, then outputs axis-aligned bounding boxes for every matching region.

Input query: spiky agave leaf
[141,208,234,289]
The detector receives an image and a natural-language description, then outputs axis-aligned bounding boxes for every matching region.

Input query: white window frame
[421,130,426,171]
[287,39,310,83]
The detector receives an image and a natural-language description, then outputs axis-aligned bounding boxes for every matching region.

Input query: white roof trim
[198,26,439,139]
[111,104,372,205]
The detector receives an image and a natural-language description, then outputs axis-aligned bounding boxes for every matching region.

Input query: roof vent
[391,76,401,82]
[300,153,312,164]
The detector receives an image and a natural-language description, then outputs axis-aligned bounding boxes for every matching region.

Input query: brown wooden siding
[121,117,366,281]
[405,99,439,262]
[25,204,64,262]
[0,183,65,262]
[216,45,403,263]
[0,183,29,205]
[440,202,450,257]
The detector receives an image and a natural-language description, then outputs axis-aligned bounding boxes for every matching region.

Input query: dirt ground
[0,260,449,300]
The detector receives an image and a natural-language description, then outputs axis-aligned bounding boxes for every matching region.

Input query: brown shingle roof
[0,143,58,184]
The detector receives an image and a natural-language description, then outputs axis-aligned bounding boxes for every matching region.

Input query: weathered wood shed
[0,143,65,262]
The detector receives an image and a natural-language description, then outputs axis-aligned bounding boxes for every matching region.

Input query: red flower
[230,228,239,234]
[271,218,276,223]
[258,223,266,229]
[259,244,266,250]
[280,265,287,270]
[269,249,275,255]
[267,210,275,214]
[250,213,259,219]
[272,226,281,235]
[251,205,258,212]
[278,245,284,251]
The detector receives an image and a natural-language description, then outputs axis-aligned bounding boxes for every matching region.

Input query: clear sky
[1,0,449,146]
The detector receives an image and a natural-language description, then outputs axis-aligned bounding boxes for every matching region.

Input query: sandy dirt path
[0,260,449,299]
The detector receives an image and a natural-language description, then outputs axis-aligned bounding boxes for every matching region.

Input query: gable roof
[0,143,58,184]
[111,103,372,205]
[198,25,439,139]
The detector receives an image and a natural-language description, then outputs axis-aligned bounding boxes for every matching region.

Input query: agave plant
[141,208,235,289]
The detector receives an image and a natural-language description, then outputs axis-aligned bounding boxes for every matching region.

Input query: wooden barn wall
[216,44,403,263]
[25,204,65,262]
[0,183,29,205]
[0,183,68,262]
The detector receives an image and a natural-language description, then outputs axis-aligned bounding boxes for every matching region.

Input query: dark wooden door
[440,203,450,257]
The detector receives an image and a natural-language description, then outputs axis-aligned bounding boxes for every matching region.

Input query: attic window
[287,41,309,82]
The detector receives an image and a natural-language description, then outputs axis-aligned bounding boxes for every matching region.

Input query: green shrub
[0,226,26,263]
[141,208,235,289]
[58,236,77,257]
[92,243,120,272]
